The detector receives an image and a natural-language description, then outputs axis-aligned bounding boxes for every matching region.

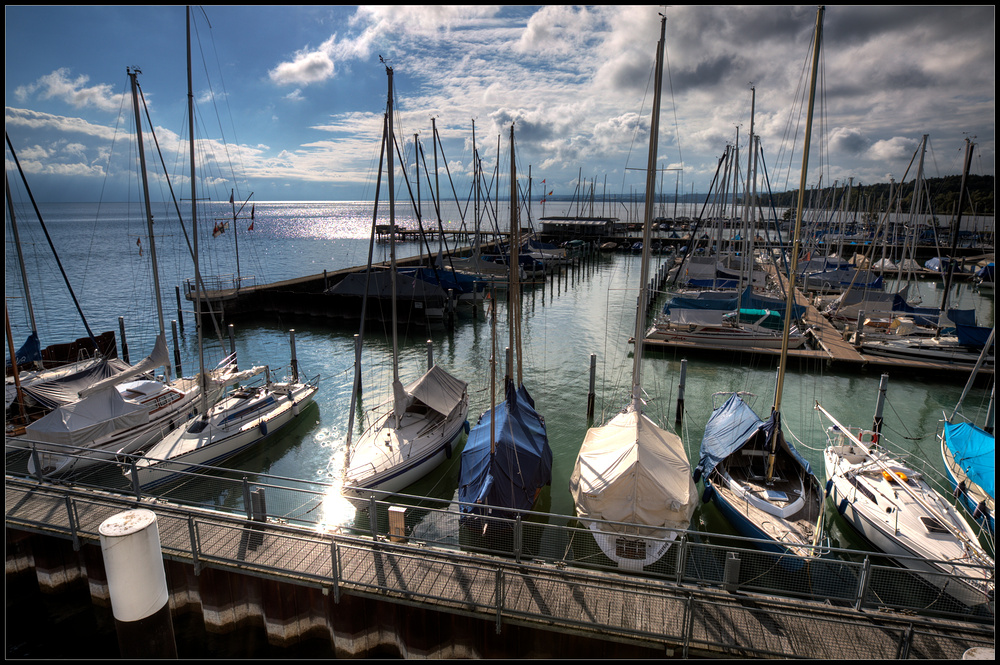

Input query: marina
[5,6,996,658]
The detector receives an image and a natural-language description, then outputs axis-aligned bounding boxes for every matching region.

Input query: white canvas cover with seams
[398,364,469,417]
[24,387,150,448]
[77,334,171,398]
[570,407,697,536]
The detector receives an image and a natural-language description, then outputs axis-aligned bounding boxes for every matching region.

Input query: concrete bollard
[98,509,177,658]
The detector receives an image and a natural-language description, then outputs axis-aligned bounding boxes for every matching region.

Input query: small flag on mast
[136,237,142,256]
[248,203,255,231]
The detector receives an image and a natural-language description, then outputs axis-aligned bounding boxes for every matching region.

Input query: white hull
[824,442,993,608]
[128,380,318,489]
[345,394,468,496]
[582,519,679,571]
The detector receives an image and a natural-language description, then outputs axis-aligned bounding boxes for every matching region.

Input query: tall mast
[188,6,207,415]
[5,175,37,338]
[632,14,666,412]
[769,5,824,480]
[128,67,170,381]
[384,62,405,428]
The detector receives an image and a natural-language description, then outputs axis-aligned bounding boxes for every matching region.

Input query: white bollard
[99,509,177,658]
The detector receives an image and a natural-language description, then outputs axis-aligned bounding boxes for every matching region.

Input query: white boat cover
[570,408,697,535]
[396,364,468,417]
[23,387,150,447]
[77,335,170,398]
[16,357,133,410]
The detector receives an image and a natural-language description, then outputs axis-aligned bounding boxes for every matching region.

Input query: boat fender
[954,480,966,500]
[463,420,470,435]
[973,500,988,522]
[701,486,714,503]
[838,498,849,515]
[444,440,452,459]
[825,479,833,497]
[259,421,268,437]
[692,468,702,483]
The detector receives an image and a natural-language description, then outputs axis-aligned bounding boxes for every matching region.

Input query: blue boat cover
[943,421,995,500]
[955,324,994,349]
[8,332,41,369]
[398,266,481,295]
[458,379,552,517]
[696,393,814,479]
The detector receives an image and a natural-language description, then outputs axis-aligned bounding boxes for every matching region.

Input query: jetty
[5,470,993,659]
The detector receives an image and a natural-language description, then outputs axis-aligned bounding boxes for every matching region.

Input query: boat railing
[184,273,257,297]
[5,437,994,625]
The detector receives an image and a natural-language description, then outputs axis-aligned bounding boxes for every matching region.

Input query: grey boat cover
[23,387,150,448]
[396,364,468,418]
[18,357,132,410]
[326,270,447,301]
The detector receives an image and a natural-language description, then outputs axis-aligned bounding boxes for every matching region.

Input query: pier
[5,473,994,658]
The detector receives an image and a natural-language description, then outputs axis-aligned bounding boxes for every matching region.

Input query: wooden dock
[641,264,993,380]
[6,477,993,659]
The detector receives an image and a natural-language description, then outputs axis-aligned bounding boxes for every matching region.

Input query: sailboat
[14,69,229,476]
[125,7,319,490]
[343,62,469,497]
[940,330,995,534]
[818,384,994,609]
[458,124,552,526]
[693,7,827,565]
[569,15,697,571]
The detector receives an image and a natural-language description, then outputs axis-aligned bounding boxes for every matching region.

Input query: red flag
[548,190,553,196]
[541,179,545,184]
[213,222,222,238]
[136,236,142,256]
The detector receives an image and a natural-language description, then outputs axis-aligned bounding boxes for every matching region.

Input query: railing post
[187,516,201,575]
[682,593,694,658]
[854,556,872,611]
[242,477,253,520]
[674,534,687,584]
[494,567,504,634]
[330,538,341,603]
[130,459,142,500]
[514,514,522,563]
[369,495,379,540]
[65,495,80,551]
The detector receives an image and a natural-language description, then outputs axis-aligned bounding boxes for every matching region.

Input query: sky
[4,5,996,205]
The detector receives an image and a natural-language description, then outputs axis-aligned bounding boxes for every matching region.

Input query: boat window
[919,516,951,536]
[846,474,877,505]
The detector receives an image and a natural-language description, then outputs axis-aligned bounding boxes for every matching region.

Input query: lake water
[5,199,994,656]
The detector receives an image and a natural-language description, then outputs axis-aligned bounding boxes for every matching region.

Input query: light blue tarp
[458,379,552,517]
[943,421,995,500]
[695,392,814,480]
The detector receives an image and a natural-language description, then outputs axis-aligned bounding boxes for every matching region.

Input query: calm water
[5,199,995,656]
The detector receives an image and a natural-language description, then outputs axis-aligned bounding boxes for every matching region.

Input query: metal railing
[6,439,995,631]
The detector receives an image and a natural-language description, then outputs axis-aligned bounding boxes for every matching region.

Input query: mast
[384,61,405,428]
[128,67,171,381]
[939,137,974,317]
[631,13,666,413]
[769,5,824,480]
[509,124,523,386]
[188,5,208,416]
[5,174,37,338]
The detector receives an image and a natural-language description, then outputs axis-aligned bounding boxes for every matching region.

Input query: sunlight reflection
[314,428,358,532]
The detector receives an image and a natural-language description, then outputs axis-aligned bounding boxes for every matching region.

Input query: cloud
[14,68,120,112]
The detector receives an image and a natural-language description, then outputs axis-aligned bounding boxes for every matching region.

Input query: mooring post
[353,334,363,396]
[675,358,687,429]
[289,329,298,383]
[426,339,434,370]
[98,509,178,658]
[118,316,129,364]
[171,320,182,377]
[175,285,183,333]
[228,324,237,369]
[586,353,597,420]
[872,373,889,440]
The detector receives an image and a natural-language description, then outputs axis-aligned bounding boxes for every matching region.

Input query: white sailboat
[569,15,697,571]
[125,7,319,490]
[818,393,994,609]
[343,62,469,497]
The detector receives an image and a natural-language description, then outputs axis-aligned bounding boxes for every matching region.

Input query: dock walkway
[5,477,993,659]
